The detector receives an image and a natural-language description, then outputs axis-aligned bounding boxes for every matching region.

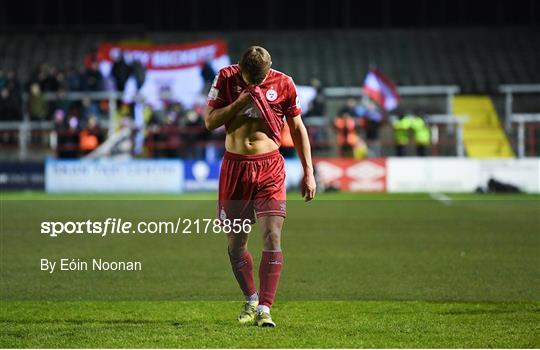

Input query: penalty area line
[429,192,453,206]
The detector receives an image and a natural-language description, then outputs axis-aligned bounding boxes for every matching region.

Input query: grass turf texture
[2,300,538,348]
[1,192,539,347]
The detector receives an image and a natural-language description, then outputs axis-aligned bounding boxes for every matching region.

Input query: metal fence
[1,85,539,160]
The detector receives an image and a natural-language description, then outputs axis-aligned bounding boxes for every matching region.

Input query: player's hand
[234,89,252,109]
[301,172,316,202]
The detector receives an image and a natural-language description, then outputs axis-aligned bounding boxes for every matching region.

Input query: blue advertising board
[0,162,45,190]
[184,160,221,191]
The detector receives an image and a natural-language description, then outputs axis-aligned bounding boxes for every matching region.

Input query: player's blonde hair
[239,46,272,84]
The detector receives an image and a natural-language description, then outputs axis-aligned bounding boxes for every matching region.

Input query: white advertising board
[477,159,540,193]
[46,160,184,193]
[387,158,540,193]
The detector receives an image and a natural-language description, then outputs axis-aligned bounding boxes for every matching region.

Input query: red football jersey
[207,64,301,146]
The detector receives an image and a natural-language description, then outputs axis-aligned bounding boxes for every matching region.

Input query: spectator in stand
[79,116,104,156]
[334,115,358,158]
[0,70,22,121]
[305,78,326,117]
[53,110,67,158]
[201,60,216,93]
[83,61,103,91]
[355,97,384,157]
[28,63,48,91]
[28,83,48,121]
[61,115,80,158]
[182,110,206,159]
[56,69,66,90]
[338,98,358,119]
[0,84,21,145]
[132,60,146,91]
[334,99,360,157]
[0,70,5,89]
[303,78,327,150]
[111,53,131,92]
[65,63,83,91]
[145,108,164,158]
[49,88,71,119]
[80,96,100,122]
[6,70,22,105]
[162,111,181,158]
[0,87,22,121]
[42,65,61,92]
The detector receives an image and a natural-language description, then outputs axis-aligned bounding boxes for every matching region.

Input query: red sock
[259,250,283,308]
[228,250,257,297]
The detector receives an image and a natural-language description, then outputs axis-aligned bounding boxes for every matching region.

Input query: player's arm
[204,90,251,130]
[287,115,316,201]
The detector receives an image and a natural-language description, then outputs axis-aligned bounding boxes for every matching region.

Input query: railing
[42,91,122,136]
[499,84,540,131]
[2,85,539,160]
[510,113,540,158]
[424,114,469,157]
[0,117,468,159]
[324,85,460,115]
[0,121,54,160]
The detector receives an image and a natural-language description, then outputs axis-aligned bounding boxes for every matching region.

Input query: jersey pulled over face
[207,64,301,129]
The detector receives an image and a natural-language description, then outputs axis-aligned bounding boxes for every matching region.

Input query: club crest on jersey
[266,89,278,101]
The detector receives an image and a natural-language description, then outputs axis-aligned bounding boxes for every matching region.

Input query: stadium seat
[1,28,539,93]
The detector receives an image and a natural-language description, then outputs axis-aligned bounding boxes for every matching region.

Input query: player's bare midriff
[225,114,279,155]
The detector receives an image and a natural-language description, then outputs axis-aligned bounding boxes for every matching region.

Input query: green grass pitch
[1,192,539,348]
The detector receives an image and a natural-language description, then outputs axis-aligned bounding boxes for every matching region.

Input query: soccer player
[204,46,316,327]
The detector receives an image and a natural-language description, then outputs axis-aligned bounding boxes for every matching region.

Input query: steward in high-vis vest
[334,115,358,157]
[393,114,430,156]
[409,115,430,156]
[392,115,411,156]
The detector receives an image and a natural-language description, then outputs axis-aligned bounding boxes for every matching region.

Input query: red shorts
[218,149,286,223]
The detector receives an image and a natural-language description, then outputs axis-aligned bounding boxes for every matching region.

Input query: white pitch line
[429,192,453,205]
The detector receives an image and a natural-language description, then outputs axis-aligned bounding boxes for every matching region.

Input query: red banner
[314,158,387,192]
[97,39,228,70]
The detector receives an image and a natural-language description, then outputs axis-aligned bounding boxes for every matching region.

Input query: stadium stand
[1,26,539,161]
[1,27,539,93]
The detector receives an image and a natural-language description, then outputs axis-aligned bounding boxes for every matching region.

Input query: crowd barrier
[313,157,539,193]
[1,157,538,193]
[45,159,183,193]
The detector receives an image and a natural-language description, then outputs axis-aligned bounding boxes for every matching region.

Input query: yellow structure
[452,96,514,158]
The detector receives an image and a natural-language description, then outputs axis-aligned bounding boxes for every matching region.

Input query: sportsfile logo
[41,218,130,237]
[40,217,252,237]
